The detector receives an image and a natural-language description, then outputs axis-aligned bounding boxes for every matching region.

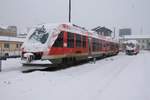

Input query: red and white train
[21,23,119,64]
[125,40,140,55]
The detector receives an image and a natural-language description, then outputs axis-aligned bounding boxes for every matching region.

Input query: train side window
[92,38,96,51]
[103,42,106,48]
[53,31,64,47]
[67,32,74,48]
[76,34,81,48]
[82,36,86,48]
[96,39,99,51]
[99,40,102,49]
[110,43,114,49]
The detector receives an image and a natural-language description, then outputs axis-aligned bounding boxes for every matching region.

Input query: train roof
[32,23,118,43]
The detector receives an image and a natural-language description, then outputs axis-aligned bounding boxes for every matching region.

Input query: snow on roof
[119,34,150,39]
[123,40,138,44]
[0,25,7,29]
[0,36,25,42]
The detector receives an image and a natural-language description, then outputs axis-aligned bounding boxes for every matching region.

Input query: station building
[0,25,25,57]
[0,36,24,57]
[92,26,112,37]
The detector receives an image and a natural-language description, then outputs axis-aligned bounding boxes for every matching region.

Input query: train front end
[21,24,60,64]
[125,40,139,55]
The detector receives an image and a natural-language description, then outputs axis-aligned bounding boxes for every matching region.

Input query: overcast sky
[0,0,150,35]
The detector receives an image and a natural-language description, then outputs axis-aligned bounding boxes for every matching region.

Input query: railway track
[22,60,89,73]
[22,55,113,73]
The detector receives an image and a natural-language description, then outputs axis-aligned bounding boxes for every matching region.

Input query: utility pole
[69,0,71,23]
[0,59,1,72]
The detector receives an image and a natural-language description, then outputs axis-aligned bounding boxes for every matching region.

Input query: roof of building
[92,26,112,33]
[0,36,25,42]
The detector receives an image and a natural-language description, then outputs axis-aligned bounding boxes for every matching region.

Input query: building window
[82,35,86,48]
[142,45,145,49]
[20,44,22,47]
[53,31,64,47]
[142,40,145,43]
[138,40,140,43]
[140,40,142,43]
[4,43,10,48]
[76,34,81,48]
[147,40,149,43]
[67,32,74,48]
[16,44,19,48]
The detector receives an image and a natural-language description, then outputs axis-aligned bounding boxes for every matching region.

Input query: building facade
[92,26,112,36]
[0,26,17,37]
[119,28,131,37]
[0,36,24,57]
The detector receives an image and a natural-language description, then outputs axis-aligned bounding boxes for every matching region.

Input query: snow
[0,36,25,42]
[0,51,150,100]
[119,34,150,39]
[124,40,138,44]
[0,25,7,29]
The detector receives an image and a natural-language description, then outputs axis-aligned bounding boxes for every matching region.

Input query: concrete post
[0,60,1,72]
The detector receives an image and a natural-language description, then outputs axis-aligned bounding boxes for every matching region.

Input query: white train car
[125,40,140,55]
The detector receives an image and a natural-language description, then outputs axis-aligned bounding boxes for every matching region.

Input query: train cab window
[82,36,86,48]
[29,26,49,44]
[53,31,64,47]
[67,32,74,48]
[76,34,81,48]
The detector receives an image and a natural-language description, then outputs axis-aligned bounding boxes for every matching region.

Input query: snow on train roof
[60,23,118,43]
[0,36,25,42]
[31,23,118,43]
[30,23,88,36]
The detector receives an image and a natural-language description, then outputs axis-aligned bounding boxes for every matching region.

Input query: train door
[88,37,92,56]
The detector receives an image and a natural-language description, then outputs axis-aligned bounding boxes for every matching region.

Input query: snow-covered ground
[0,51,150,100]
